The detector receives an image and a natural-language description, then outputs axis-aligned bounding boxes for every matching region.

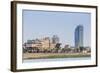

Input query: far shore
[23,53,91,60]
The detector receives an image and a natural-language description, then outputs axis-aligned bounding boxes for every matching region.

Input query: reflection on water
[23,57,91,63]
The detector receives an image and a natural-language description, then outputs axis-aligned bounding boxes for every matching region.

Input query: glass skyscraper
[75,25,83,48]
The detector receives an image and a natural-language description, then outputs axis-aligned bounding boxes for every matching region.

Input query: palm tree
[55,43,61,53]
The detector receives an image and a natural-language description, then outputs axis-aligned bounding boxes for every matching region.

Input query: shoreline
[23,53,91,60]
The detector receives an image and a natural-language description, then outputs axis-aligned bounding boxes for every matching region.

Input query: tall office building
[75,25,83,48]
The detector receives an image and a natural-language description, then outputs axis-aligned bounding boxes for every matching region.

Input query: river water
[23,57,91,63]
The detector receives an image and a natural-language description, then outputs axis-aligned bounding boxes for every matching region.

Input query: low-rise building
[23,35,59,50]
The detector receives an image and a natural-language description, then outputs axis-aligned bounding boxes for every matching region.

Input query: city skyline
[23,10,91,47]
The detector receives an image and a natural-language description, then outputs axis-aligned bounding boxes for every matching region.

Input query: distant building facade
[64,45,70,49]
[75,25,83,48]
[23,35,59,50]
[52,35,59,44]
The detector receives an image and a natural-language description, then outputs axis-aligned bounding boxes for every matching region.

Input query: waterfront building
[23,36,59,50]
[75,25,83,48]
[64,44,70,49]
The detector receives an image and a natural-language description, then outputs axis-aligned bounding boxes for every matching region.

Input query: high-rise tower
[75,25,83,48]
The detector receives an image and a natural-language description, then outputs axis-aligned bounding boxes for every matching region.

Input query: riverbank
[23,53,91,60]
